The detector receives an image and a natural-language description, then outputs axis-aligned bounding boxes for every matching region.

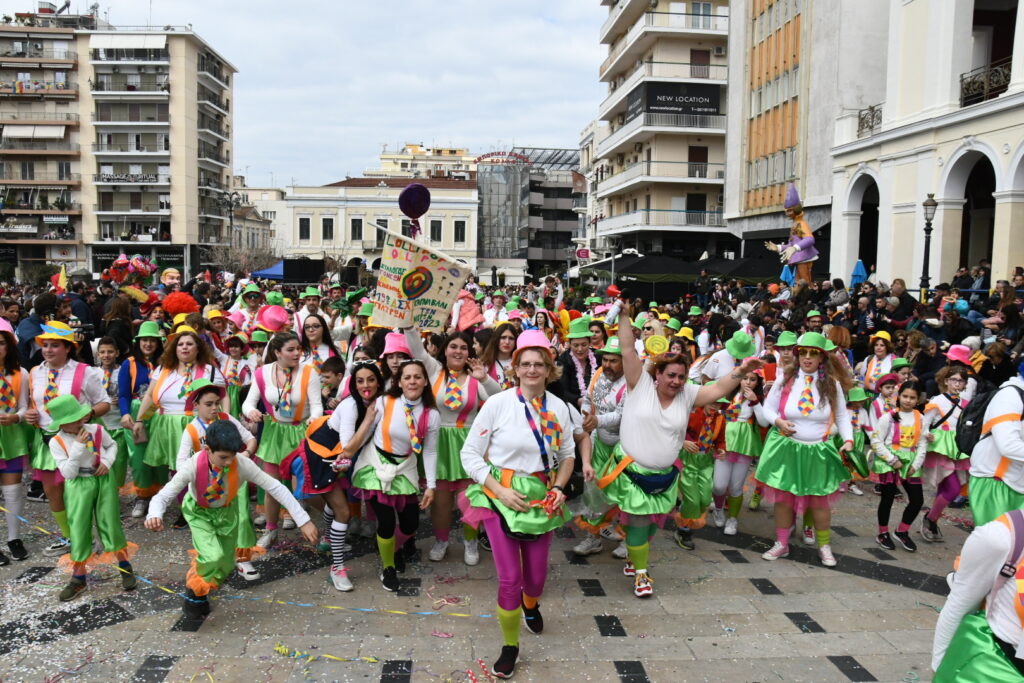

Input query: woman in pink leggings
[459,330,575,679]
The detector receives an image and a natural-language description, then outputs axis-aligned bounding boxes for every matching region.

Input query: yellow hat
[675,326,694,341]
[870,330,892,344]
[171,324,198,338]
[206,309,226,320]
[172,312,189,326]
[35,321,78,349]
[658,313,670,321]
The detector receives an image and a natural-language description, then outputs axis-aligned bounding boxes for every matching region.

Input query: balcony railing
[1,201,80,212]
[0,172,80,182]
[91,78,169,93]
[960,56,1012,108]
[0,48,77,60]
[197,149,228,164]
[92,112,169,123]
[198,94,228,111]
[598,111,726,155]
[857,104,882,138]
[198,65,229,86]
[0,81,78,94]
[0,140,78,151]
[199,177,225,190]
[90,48,169,62]
[0,228,81,241]
[197,119,228,137]
[0,111,79,122]
[94,173,169,184]
[94,204,169,213]
[93,143,169,153]
[599,209,725,233]
[601,11,728,76]
[572,196,588,208]
[598,160,726,193]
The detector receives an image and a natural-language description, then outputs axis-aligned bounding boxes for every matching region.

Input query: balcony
[198,94,229,114]
[93,143,169,155]
[197,118,228,139]
[0,80,78,97]
[600,11,728,79]
[361,239,384,250]
[90,78,169,94]
[0,48,77,63]
[199,176,226,191]
[600,60,728,117]
[197,149,229,166]
[598,160,725,197]
[93,172,169,185]
[598,209,725,236]
[97,230,172,245]
[0,111,79,125]
[599,0,646,44]
[1,201,80,214]
[0,172,80,184]
[90,48,169,63]
[198,227,228,245]
[0,140,78,154]
[960,56,1012,108]
[198,64,229,89]
[0,226,81,243]
[572,196,588,210]
[92,112,169,124]
[94,204,170,215]
[857,104,882,139]
[597,111,726,158]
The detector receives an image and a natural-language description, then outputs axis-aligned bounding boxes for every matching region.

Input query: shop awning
[1,125,66,139]
[89,34,167,49]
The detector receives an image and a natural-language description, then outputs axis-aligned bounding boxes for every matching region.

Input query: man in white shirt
[967,377,1024,526]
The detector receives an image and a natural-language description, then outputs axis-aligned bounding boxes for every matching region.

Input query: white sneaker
[464,540,480,566]
[802,526,816,546]
[428,540,449,562]
[572,534,604,556]
[819,544,837,567]
[712,507,726,528]
[253,512,266,526]
[612,541,628,559]
[330,566,354,592]
[236,561,260,581]
[848,483,864,496]
[256,529,278,550]
[599,526,623,542]
[281,517,296,530]
[43,538,70,557]
[761,542,789,561]
[131,499,147,518]
[723,517,739,536]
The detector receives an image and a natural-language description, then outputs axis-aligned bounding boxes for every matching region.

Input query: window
[263,211,276,220]
[454,220,466,243]
[322,216,334,241]
[101,222,115,240]
[20,162,34,180]
[351,217,363,241]
[57,161,71,180]
[299,217,310,241]
[375,218,387,246]
[401,219,412,237]
[430,219,442,242]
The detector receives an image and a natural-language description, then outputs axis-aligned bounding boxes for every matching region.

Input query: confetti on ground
[273,642,379,664]
[431,629,454,638]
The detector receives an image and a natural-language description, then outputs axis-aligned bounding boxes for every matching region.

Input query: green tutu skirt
[724,420,763,459]
[970,476,1024,528]
[833,431,869,478]
[0,421,29,461]
[871,446,917,480]
[930,428,968,460]
[126,398,168,497]
[464,465,571,535]
[754,430,848,497]
[598,444,680,516]
[255,420,306,466]
[29,427,57,471]
[226,385,244,419]
[143,413,192,470]
[433,426,469,482]
[351,459,419,496]
[934,611,1024,682]
[678,447,714,524]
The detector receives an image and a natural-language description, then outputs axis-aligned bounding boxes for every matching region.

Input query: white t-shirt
[30,360,108,430]
[620,372,700,470]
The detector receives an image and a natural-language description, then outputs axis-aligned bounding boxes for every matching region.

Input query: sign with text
[625,81,721,121]
[576,248,591,260]
[0,224,36,233]
[371,230,469,332]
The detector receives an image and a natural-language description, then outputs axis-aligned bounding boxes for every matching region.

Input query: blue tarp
[251,260,284,280]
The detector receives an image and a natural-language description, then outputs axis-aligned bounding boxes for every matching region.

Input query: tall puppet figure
[766,183,817,284]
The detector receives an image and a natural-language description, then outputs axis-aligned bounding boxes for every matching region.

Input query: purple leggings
[482,516,552,610]
[927,473,962,522]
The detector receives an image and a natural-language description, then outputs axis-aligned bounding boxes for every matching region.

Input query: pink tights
[482,516,552,610]
[927,473,961,522]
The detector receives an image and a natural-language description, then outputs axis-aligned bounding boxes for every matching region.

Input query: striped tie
[85,431,100,467]
[203,465,227,505]
[443,372,463,410]
[177,363,195,399]
[530,395,561,452]
[278,367,294,417]
[312,349,323,374]
[869,358,882,386]
[0,374,14,411]
[226,359,240,386]
[722,396,742,422]
[851,412,859,431]
[101,367,111,393]
[404,402,422,456]
[44,368,59,404]
[797,375,815,416]
[697,413,717,453]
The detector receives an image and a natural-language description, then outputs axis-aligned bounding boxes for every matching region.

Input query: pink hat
[381,332,412,358]
[513,329,553,364]
[0,318,13,336]
[508,309,524,321]
[945,344,972,365]
[227,310,246,329]
[256,305,289,333]
[875,373,900,387]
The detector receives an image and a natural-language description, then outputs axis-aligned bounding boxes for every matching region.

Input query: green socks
[53,509,71,539]
[377,535,396,569]
[626,542,649,571]
[624,524,649,547]
[816,529,831,547]
[802,510,814,528]
[463,524,479,541]
[497,606,521,646]
[726,495,744,519]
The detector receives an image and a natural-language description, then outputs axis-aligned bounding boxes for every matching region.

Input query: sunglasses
[642,326,654,331]
[798,348,822,357]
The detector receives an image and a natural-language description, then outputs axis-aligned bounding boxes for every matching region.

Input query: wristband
[550,485,564,492]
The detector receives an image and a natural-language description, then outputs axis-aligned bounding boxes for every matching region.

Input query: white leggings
[712,455,753,501]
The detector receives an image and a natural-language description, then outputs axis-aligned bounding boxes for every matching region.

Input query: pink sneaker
[761,542,789,561]
[818,544,837,567]
[623,560,636,577]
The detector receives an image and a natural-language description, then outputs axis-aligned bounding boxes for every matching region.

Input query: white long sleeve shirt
[932,518,1024,670]
[580,370,627,445]
[620,372,701,470]
[370,395,439,489]
[460,388,575,485]
[175,414,255,471]
[30,360,108,430]
[761,370,853,444]
[0,368,30,420]
[870,410,929,472]
[970,377,1024,492]
[147,453,310,526]
[49,424,117,480]
[242,362,323,424]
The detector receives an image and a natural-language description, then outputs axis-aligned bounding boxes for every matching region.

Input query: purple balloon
[399,183,431,220]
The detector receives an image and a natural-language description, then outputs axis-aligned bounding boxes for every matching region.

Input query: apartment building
[592,0,733,260]
[830,0,1024,285]
[363,143,476,180]
[723,0,888,273]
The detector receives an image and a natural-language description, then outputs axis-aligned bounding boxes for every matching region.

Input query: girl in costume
[480,323,518,392]
[349,359,439,592]
[379,332,412,393]
[869,381,928,553]
[118,321,164,519]
[920,367,971,542]
[132,328,226,529]
[458,330,576,680]
[299,313,342,374]
[674,398,726,550]
[47,395,136,601]
[95,337,129,490]
[220,333,255,418]
[711,368,768,536]
[601,302,756,595]
[836,387,871,496]
[243,332,322,549]
[856,331,897,394]
[176,380,260,581]
[25,321,110,557]
[867,374,899,432]
[757,332,854,568]
[404,328,501,565]
[145,420,317,617]
[0,318,30,564]
[248,330,270,366]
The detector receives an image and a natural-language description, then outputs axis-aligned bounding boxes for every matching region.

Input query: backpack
[956,384,1024,454]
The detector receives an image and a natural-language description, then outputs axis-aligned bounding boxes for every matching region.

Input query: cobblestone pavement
[0,483,967,682]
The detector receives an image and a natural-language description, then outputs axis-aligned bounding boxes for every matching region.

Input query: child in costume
[145,420,317,617]
[118,321,164,518]
[0,317,30,565]
[674,399,725,550]
[95,337,129,489]
[836,387,871,495]
[920,367,971,542]
[711,368,768,536]
[221,333,255,418]
[47,395,137,601]
[319,356,346,413]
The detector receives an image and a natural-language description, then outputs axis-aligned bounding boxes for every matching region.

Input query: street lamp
[217,190,242,246]
[920,193,938,303]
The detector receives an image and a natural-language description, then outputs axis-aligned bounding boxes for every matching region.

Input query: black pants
[369,499,419,539]
[877,480,923,528]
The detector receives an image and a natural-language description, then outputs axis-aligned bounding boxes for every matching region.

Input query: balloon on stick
[398,183,431,239]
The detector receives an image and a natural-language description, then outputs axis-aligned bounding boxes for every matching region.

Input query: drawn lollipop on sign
[399,183,430,239]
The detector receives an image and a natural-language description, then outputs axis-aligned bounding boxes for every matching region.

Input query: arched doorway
[960,158,996,268]
[846,172,880,273]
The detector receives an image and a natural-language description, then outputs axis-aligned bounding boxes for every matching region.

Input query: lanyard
[516,388,550,472]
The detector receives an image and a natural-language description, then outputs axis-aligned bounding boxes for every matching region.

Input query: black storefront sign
[624,82,721,122]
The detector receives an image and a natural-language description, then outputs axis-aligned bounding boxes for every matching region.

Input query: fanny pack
[623,467,679,495]
[375,446,409,466]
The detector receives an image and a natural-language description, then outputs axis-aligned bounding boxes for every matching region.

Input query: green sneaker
[58,577,87,602]
[674,528,695,550]
[748,493,762,511]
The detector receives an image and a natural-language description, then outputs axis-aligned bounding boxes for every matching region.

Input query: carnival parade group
[1,261,1024,679]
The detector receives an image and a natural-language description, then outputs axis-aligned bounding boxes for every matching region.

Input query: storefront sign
[372,230,467,331]
[474,151,531,166]
[0,224,37,233]
[43,215,69,224]
[576,248,591,260]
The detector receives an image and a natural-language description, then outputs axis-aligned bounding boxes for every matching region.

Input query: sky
[70,0,606,187]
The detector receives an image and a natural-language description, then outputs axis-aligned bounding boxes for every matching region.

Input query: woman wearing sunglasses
[756,332,855,567]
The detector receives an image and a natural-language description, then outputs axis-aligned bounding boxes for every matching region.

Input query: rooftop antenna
[147,0,152,26]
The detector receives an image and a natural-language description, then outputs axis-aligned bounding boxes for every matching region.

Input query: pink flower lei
[572,350,597,398]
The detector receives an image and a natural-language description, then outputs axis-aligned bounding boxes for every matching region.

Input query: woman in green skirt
[243,331,322,549]
[118,321,164,518]
[0,317,30,564]
[132,327,226,528]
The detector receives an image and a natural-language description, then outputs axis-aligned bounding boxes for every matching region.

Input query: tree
[203,243,280,275]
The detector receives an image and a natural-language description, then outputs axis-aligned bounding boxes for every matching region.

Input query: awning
[89,34,167,49]
[1,125,65,139]
[31,125,65,139]
[1,125,36,138]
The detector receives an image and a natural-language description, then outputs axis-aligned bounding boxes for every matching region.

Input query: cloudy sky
[81,0,606,187]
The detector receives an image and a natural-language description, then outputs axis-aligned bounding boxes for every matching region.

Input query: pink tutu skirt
[922,452,970,489]
[456,488,498,528]
[759,485,842,517]
[349,487,418,511]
